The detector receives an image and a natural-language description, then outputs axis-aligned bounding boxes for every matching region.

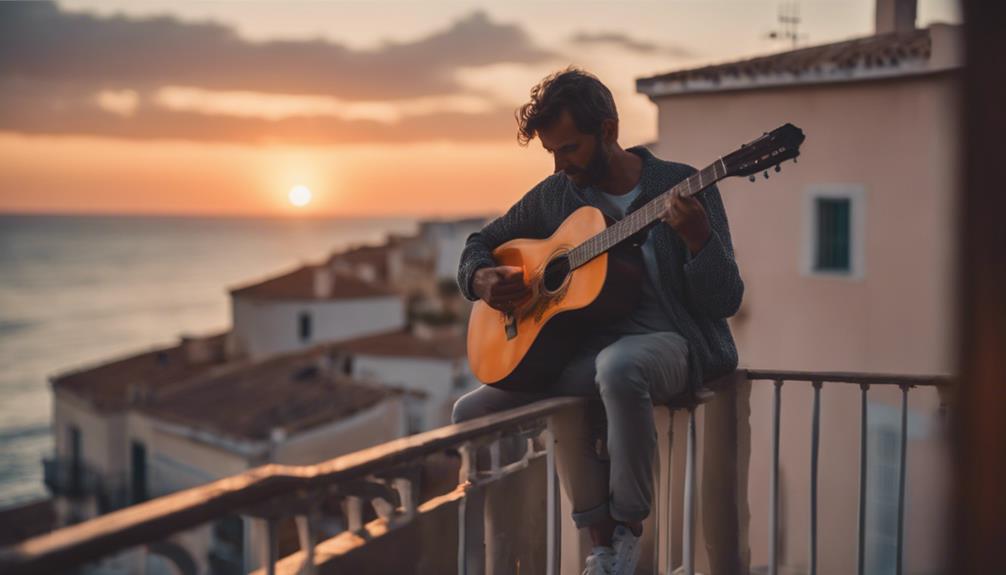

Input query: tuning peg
[749,175,756,182]
[763,171,769,179]
[775,164,781,173]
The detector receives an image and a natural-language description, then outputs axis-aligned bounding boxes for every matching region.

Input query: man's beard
[569,136,610,187]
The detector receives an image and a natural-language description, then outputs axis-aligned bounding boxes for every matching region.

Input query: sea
[0,213,419,510]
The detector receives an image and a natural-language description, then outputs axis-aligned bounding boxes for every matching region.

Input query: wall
[231,296,405,360]
[652,70,958,573]
[353,355,477,431]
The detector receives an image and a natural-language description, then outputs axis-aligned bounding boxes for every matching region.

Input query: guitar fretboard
[567,158,726,268]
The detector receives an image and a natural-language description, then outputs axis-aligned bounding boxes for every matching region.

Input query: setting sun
[288,185,312,207]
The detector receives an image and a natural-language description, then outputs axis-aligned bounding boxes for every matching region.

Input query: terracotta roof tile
[638,28,937,95]
[51,332,231,413]
[334,328,466,360]
[138,346,401,441]
[229,265,394,301]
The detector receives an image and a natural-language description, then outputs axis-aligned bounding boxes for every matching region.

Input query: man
[452,67,743,575]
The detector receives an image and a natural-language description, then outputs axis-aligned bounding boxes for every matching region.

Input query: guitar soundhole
[543,255,571,294]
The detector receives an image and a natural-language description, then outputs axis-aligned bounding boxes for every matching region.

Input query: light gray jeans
[452,330,690,528]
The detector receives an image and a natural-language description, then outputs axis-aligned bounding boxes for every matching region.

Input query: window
[131,441,148,503]
[815,198,851,271]
[68,425,82,492]
[298,311,312,343]
[804,184,865,278]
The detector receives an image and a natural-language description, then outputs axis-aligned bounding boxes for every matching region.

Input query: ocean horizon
[0,212,424,509]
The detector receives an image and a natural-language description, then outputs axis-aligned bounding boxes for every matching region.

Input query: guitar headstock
[722,123,805,179]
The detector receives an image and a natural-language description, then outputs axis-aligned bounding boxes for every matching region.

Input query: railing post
[857,383,870,575]
[683,406,697,575]
[265,518,279,575]
[457,441,486,575]
[652,410,662,575]
[664,411,675,574]
[769,379,783,575]
[544,426,560,575]
[810,381,822,575]
[896,384,910,575]
[295,511,318,575]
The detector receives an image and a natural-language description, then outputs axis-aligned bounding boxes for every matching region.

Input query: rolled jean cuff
[610,503,650,525]
[571,501,611,529]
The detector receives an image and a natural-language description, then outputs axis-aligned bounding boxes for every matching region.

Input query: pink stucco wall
[650,68,958,573]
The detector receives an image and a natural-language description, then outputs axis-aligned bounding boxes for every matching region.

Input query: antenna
[768,1,807,49]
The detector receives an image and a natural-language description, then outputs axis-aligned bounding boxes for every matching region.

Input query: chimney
[313,266,333,298]
[180,334,212,365]
[876,0,917,34]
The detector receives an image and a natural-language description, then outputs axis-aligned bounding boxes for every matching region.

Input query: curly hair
[515,66,618,146]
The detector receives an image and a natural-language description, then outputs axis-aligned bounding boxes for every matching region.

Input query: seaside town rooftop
[50,331,232,413]
[133,345,403,442]
[229,265,396,302]
[636,24,958,97]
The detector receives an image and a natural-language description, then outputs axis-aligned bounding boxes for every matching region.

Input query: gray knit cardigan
[457,145,743,389]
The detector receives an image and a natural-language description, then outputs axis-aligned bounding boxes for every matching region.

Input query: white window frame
[802,184,867,280]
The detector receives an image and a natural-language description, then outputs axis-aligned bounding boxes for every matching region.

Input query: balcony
[42,458,101,500]
[42,458,131,514]
[4,369,950,575]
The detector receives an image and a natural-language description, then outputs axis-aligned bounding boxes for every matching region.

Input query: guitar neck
[567,158,727,269]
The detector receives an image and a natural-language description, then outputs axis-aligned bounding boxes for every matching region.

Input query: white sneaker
[582,546,615,575]
[611,525,641,575]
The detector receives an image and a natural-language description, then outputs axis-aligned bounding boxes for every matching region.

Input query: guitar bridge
[504,313,518,340]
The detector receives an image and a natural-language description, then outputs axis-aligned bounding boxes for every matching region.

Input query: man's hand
[660,191,712,256]
[472,265,530,313]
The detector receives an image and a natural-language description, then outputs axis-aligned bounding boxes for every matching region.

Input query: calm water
[0,214,418,509]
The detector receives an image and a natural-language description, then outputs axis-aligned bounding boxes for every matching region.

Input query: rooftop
[334,327,466,360]
[229,265,395,301]
[51,332,231,413]
[637,25,960,97]
[138,345,400,442]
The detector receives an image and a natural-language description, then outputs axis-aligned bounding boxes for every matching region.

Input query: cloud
[0,2,555,100]
[569,31,693,58]
[0,2,555,144]
[0,77,520,145]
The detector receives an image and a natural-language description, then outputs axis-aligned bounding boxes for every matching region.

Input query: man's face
[538,109,610,188]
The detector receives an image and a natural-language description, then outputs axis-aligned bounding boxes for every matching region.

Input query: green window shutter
[815,198,851,272]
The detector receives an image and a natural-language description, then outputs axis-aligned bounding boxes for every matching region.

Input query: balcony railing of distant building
[3,370,950,575]
[42,458,131,514]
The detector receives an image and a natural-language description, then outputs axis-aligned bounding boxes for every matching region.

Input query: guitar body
[466,206,643,390]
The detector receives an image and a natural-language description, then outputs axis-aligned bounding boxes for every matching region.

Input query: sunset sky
[0,0,960,217]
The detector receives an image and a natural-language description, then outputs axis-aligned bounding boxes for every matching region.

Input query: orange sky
[0,0,960,217]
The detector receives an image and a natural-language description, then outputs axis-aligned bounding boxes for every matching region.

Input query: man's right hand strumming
[473,265,530,313]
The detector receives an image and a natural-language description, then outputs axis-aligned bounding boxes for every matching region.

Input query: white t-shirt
[583,183,679,335]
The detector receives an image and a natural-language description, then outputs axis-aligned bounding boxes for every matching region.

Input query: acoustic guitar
[467,123,806,389]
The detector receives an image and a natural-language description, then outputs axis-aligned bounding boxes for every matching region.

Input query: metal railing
[1,369,950,575]
[745,370,951,575]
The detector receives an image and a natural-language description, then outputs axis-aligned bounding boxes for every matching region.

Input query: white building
[229,264,405,361]
[45,332,232,527]
[417,218,488,281]
[48,339,406,575]
[334,325,477,433]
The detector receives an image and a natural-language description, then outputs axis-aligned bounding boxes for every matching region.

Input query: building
[48,339,406,575]
[45,332,233,527]
[636,4,959,572]
[333,325,476,433]
[416,217,488,282]
[229,265,404,360]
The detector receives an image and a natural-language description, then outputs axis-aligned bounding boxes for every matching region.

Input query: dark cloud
[569,31,693,58]
[0,2,554,144]
[0,2,555,99]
